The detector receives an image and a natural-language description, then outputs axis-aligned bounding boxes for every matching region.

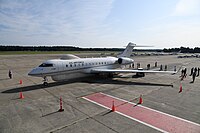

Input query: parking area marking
[83,92,200,133]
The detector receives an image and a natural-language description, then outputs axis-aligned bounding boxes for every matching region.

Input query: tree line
[163,47,200,53]
[0,45,123,51]
[0,45,200,53]
[0,45,159,52]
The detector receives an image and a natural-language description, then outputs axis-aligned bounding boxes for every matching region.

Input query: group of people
[180,67,187,80]
[159,64,168,71]
[180,67,199,83]
[180,67,200,83]
[189,67,200,83]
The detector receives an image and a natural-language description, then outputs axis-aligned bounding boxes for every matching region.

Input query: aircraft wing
[90,69,177,74]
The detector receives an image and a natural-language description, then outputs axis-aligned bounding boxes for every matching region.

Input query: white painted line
[100,92,200,127]
[116,111,168,133]
[82,97,111,110]
[83,97,168,133]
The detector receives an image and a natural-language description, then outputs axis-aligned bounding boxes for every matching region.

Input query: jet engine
[117,57,134,65]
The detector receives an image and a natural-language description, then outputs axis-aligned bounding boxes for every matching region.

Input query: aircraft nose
[28,69,35,76]
[28,68,39,76]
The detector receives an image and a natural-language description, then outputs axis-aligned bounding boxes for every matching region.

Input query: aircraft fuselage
[28,56,133,81]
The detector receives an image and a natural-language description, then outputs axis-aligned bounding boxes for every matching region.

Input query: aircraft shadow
[1,80,78,94]
[1,78,173,94]
[84,79,173,87]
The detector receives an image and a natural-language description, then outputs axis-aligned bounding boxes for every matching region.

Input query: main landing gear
[135,68,145,77]
[136,72,145,77]
[43,76,48,86]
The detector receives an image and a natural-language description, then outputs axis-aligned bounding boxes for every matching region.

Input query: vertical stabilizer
[117,42,136,58]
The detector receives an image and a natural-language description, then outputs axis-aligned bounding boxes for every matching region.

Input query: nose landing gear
[43,76,48,86]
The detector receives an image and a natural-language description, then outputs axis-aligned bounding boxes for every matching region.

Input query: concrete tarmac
[0,54,200,133]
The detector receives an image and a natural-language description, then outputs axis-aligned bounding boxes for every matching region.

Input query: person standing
[183,67,187,78]
[155,62,157,67]
[8,70,12,79]
[180,68,184,80]
[164,65,167,71]
[147,64,150,70]
[197,67,200,77]
[192,67,197,83]
[189,67,194,76]
[160,64,163,71]
[174,66,176,72]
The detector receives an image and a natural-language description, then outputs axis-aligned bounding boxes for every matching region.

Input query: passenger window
[70,64,72,67]
[66,64,68,67]
[74,64,76,67]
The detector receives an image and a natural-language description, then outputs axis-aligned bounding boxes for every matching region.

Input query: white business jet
[28,42,176,85]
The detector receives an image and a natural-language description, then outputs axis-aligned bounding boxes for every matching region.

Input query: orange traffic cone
[179,84,182,93]
[112,101,116,112]
[59,97,64,112]
[138,95,143,104]
[19,80,22,85]
[20,91,24,99]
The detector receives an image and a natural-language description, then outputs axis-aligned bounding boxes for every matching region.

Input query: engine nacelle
[118,57,134,65]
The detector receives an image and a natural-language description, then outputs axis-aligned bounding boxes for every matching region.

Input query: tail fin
[117,42,136,58]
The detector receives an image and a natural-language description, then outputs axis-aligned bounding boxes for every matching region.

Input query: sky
[0,0,200,49]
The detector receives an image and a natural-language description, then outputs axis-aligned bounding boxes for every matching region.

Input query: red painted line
[84,93,200,133]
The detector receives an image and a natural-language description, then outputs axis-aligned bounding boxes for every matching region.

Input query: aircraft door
[57,61,64,72]
[49,63,57,73]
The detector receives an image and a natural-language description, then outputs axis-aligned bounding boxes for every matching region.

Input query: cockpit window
[39,63,53,67]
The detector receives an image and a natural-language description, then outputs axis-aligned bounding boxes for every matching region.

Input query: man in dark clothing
[192,67,197,83]
[180,68,184,77]
[164,65,167,71]
[160,65,163,71]
[183,67,187,78]
[8,70,12,79]
[147,64,150,70]
[189,67,194,76]
[155,62,157,67]
[197,67,200,77]
[180,67,187,80]
[174,66,176,72]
